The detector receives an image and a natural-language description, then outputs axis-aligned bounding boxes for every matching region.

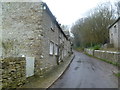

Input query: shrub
[89,44,101,50]
[93,45,101,50]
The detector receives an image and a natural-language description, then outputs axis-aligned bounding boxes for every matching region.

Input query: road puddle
[74,66,80,70]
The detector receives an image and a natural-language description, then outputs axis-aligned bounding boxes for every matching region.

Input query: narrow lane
[50,51,118,88]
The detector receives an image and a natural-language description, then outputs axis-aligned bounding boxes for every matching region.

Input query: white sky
[42,0,118,26]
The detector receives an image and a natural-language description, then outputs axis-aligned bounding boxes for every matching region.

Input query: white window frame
[59,32,62,38]
[54,44,58,55]
[49,41,54,55]
[64,49,67,56]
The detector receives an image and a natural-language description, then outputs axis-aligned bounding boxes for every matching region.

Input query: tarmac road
[50,51,118,88]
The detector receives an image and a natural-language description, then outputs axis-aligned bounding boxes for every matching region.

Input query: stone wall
[84,49,94,55]
[118,20,120,50]
[0,2,2,57]
[40,4,71,73]
[1,57,26,88]
[94,50,119,63]
[0,59,2,90]
[0,2,72,88]
[39,6,59,73]
[2,2,44,76]
[2,2,43,57]
[85,49,120,63]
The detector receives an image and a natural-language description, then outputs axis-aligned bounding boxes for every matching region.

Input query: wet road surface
[50,51,118,88]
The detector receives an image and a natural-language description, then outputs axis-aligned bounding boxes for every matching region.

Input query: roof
[108,17,120,29]
[42,3,69,40]
[63,30,70,36]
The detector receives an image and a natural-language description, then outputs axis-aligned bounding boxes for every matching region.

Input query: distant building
[108,17,120,51]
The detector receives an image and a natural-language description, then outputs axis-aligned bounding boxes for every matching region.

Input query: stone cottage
[108,17,120,51]
[0,1,72,88]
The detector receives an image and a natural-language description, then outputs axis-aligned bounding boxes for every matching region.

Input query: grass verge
[74,47,84,52]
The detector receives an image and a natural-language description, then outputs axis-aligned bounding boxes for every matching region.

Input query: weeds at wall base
[114,73,120,77]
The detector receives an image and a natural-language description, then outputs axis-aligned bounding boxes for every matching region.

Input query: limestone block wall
[94,50,119,63]
[40,5,72,72]
[64,39,69,57]
[85,49,120,63]
[0,61,2,90]
[84,48,94,55]
[118,20,120,50]
[0,2,2,57]
[41,8,59,72]
[1,57,26,88]
[66,40,72,55]
[2,2,44,75]
[2,2,43,57]
[0,1,73,89]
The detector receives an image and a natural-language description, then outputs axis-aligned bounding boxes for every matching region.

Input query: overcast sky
[42,0,118,27]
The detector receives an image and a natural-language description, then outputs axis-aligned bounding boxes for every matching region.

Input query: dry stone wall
[84,49,94,55]
[94,50,120,63]
[2,2,44,76]
[1,57,26,88]
[85,49,120,63]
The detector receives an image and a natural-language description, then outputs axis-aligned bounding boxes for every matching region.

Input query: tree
[71,2,116,48]
[61,25,69,31]
[115,1,120,17]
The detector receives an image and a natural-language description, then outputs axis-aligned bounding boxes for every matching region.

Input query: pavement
[18,53,75,89]
[49,50,118,88]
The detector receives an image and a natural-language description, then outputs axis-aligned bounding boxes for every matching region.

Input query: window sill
[49,54,54,56]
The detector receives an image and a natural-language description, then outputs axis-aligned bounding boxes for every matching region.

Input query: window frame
[54,44,58,56]
[49,41,54,55]
[51,22,55,31]
[114,25,117,33]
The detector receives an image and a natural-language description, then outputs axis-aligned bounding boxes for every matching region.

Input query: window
[49,41,54,55]
[64,49,67,56]
[114,25,116,28]
[54,44,58,55]
[43,6,46,10]
[60,39,62,44]
[59,33,62,38]
[51,22,54,31]
[114,25,117,33]
[63,37,65,42]
[62,50,64,59]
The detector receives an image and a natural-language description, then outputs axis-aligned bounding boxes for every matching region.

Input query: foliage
[71,2,117,48]
[75,47,84,52]
[89,45,101,50]
[114,73,120,77]
[61,25,69,31]
[115,1,120,16]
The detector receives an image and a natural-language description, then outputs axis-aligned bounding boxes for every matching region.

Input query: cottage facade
[1,1,72,75]
[0,1,72,88]
[109,17,120,51]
